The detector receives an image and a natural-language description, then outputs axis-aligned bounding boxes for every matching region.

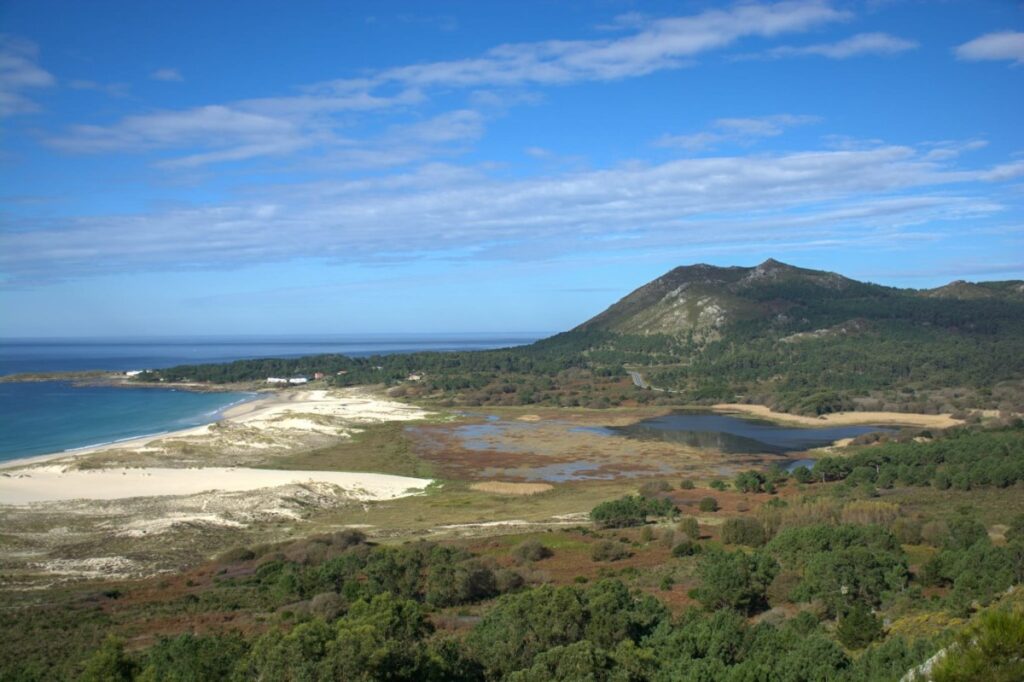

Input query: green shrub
[693,549,778,615]
[677,516,700,540]
[836,602,884,649]
[671,540,701,558]
[791,465,813,484]
[734,470,767,493]
[931,607,1024,681]
[591,541,631,562]
[679,479,696,490]
[698,497,719,513]
[590,495,677,529]
[513,539,553,563]
[721,517,767,547]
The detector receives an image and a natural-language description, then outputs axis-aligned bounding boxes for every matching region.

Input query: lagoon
[596,411,897,454]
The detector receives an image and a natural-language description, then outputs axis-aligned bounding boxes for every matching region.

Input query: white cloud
[3,143,1019,282]
[0,34,55,116]
[44,88,420,166]
[922,139,988,162]
[45,2,848,166]
[150,67,184,82]
[656,114,819,151]
[377,1,848,87]
[955,31,1024,65]
[760,32,918,59]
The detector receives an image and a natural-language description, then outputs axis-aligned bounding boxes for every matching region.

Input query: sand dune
[0,466,431,505]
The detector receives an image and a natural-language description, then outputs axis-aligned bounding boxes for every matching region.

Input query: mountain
[577,258,1024,339]
[574,259,870,340]
[567,259,1024,414]
[136,259,1024,415]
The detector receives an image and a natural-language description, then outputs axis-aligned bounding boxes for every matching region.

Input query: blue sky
[1,0,1022,337]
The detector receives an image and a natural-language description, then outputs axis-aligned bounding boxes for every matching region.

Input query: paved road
[626,369,679,393]
[626,370,651,389]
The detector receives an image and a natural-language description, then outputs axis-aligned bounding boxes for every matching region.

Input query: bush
[710,480,727,491]
[591,541,631,562]
[494,569,525,593]
[841,500,900,527]
[590,495,677,529]
[930,607,1024,681]
[836,602,884,649]
[721,517,767,547]
[892,518,923,545]
[791,465,813,484]
[734,470,767,493]
[310,592,344,620]
[217,547,256,563]
[671,540,701,557]
[80,637,136,682]
[698,497,719,513]
[679,479,696,490]
[639,480,672,496]
[693,549,778,614]
[513,540,552,563]
[1007,514,1024,543]
[677,516,700,540]
[921,520,950,547]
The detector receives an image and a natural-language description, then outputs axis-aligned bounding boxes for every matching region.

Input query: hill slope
[137,260,1024,415]
[565,259,1024,413]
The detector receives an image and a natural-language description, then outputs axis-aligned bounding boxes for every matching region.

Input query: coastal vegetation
[124,262,1024,416]
[4,263,1024,680]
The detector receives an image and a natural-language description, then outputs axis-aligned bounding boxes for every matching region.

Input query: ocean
[0,334,541,462]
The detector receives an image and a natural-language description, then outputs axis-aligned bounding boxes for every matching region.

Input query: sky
[1,0,1022,337]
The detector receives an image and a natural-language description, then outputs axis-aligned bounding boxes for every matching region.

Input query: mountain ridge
[574,259,1022,339]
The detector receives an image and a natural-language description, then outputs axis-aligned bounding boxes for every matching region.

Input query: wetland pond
[424,411,899,482]
[578,411,897,456]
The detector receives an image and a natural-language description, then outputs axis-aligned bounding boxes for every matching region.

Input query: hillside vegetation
[6,425,1024,681]
[135,260,1024,415]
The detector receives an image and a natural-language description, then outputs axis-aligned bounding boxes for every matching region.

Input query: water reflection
[609,412,896,454]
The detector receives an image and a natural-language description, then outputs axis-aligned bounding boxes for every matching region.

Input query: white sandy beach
[0,466,431,505]
[0,387,436,509]
[0,387,433,470]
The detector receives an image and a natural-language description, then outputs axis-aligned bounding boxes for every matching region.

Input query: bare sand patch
[0,466,431,505]
[470,481,554,496]
[712,403,962,429]
[516,414,542,422]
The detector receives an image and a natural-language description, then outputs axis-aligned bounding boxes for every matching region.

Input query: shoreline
[0,390,279,470]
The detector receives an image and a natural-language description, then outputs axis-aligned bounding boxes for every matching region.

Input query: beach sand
[0,466,430,505]
[711,403,962,429]
[0,388,432,470]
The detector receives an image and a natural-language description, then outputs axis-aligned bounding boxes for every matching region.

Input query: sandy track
[711,403,962,428]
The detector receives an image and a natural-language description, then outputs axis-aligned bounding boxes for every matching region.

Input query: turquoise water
[0,381,256,462]
[0,335,540,462]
